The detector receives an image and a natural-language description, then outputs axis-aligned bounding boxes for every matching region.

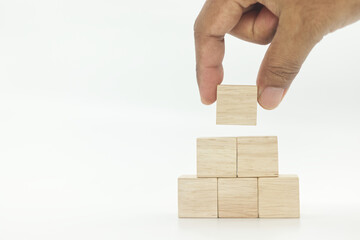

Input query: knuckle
[265,62,300,87]
[283,2,329,42]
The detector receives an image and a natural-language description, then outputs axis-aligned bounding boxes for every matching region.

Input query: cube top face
[218,178,258,218]
[197,137,237,177]
[237,136,278,177]
[258,175,300,218]
[216,85,257,125]
[178,176,218,218]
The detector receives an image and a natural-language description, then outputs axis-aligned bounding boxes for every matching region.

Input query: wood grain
[178,175,218,218]
[197,137,237,177]
[218,178,258,218]
[237,136,278,177]
[258,175,300,218]
[216,85,257,125]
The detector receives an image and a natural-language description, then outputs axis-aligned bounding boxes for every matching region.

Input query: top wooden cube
[216,85,257,125]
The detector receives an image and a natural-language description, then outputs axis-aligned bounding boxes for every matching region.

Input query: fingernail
[258,87,285,110]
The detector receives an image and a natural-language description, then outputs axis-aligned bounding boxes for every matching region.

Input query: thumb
[257,17,321,110]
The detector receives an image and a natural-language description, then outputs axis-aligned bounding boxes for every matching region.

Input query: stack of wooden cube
[178,85,300,218]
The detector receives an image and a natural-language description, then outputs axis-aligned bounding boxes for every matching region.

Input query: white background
[0,0,360,239]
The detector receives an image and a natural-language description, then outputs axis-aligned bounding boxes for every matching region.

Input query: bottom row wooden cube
[218,178,258,218]
[178,175,299,218]
[258,175,300,218]
[178,176,218,218]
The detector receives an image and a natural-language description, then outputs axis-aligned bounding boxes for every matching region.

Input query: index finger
[194,0,244,104]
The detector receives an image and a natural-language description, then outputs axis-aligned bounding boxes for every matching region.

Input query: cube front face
[178,176,218,218]
[237,136,278,177]
[197,138,237,177]
[218,178,258,218]
[258,175,300,218]
[216,85,257,125]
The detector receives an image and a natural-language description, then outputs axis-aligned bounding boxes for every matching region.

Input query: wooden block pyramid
[178,85,300,218]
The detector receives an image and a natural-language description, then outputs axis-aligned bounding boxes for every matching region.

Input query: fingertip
[198,85,217,105]
[196,65,223,105]
[257,86,284,110]
[201,96,216,105]
[198,83,217,105]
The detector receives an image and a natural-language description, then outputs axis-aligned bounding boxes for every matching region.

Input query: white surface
[0,1,360,239]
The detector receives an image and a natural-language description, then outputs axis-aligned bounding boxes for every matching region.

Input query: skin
[194,0,360,109]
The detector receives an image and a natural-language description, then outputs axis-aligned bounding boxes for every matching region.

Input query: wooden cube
[218,178,258,218]
[216,85,257,125]
[178,175,218,218]
[237,136,278,177]
[258,175,300,218]
[197,137,237,177]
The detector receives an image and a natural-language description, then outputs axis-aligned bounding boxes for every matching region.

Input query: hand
[194,0,360,109]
